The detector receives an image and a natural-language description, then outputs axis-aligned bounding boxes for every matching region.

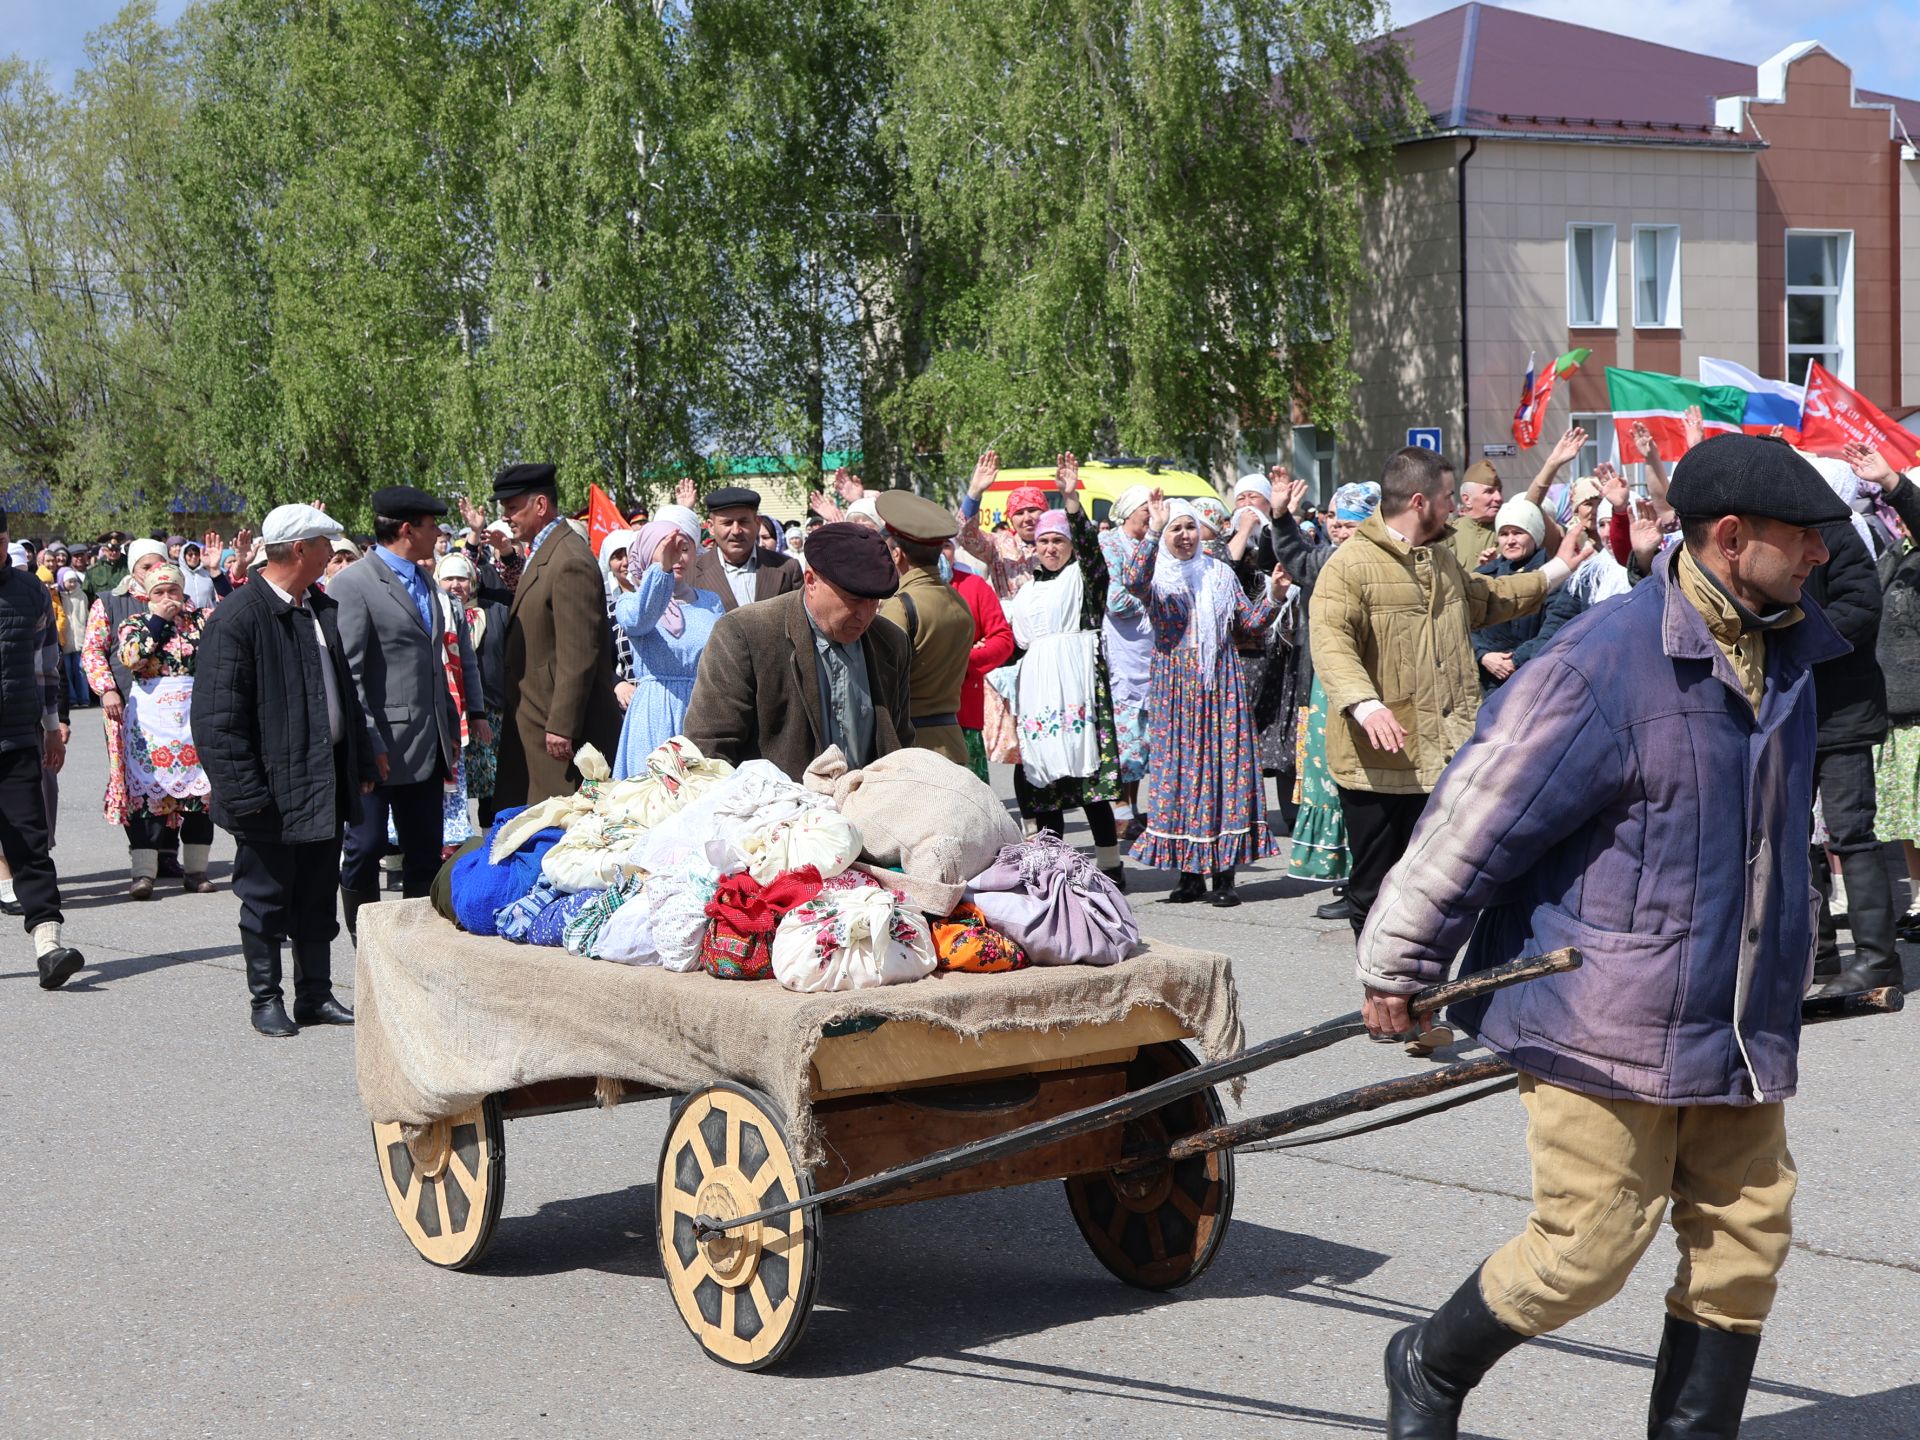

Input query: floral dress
[1004,508,1120,813]
[113,608,209,826]
[1114,533,1280,874]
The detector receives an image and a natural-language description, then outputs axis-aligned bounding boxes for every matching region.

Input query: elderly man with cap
[192,504,377,1037]
[0,507,83,989]
[688,485,802,612]
[874,490,973,766]
[1359,435,1851,1438]
[490,462,623,809]
[1448,459,1505,570]
[684,521,913,781]
[326,485,486,936]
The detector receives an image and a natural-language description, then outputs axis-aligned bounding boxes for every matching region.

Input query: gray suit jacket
[328,550,481,787]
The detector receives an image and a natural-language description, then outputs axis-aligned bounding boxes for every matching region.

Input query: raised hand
[459,496,489,534]
[808,489,845,523]
[1548,425,1587,468]
[674,476,698,508]
[1145,487,1169,530]
[1629,498,1665,569]
[1631,421,1659,462]
[1842,440,1894,488]
[968,449,1000,500]
[1596,464,1630,510]
[832,467,864,503]
[232,527,254,560]
[1268,562,1291,599]
[202,529,222,558]
[1682,405,1705,452]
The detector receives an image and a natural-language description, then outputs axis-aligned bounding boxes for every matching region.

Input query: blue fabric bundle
[496,878,562,942]
[450,808,566,937]
[528,888,602,948]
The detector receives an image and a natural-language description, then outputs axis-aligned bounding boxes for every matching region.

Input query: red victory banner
[587,484,625,557]
[1798,362,1920,473]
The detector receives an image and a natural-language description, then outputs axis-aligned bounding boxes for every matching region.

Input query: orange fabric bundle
[930,902,1028,974]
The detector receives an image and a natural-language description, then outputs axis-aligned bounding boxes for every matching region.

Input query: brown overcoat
[494,524,624,808]
[682,589,914,782]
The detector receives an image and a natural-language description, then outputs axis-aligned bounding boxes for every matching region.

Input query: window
[1632,225,1681,328]
[1291,426,1338,505]
[1785,230,1853,385]
[1567,223,1616,328]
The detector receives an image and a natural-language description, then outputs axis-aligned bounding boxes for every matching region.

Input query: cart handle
[691,948,1581,1238]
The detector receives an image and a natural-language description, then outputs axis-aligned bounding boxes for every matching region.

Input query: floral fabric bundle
[930,902,1029,974]
[696,867,826,980]
[770,879,937,993]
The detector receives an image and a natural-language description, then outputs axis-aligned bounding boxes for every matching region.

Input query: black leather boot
[1647,1315,1761,1439]
[243,932,296,1038]
[1209,869,1241,908]
[1815,848,1904,998]
[292,940,353,1026]
[1384,1269,1528,1439]
[1164,872,1207,904]
[340,887,379,945]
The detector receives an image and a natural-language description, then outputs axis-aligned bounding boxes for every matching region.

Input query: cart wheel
[656,1083,819,1370]
[1065,1040,1234,1290]
[371,1097,505,1270]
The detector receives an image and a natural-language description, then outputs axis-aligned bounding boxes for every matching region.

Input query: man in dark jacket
[1360,437,1850,1438]
[1799,501,1898,996]
[191,504,377,1037]
[0,510,83,989]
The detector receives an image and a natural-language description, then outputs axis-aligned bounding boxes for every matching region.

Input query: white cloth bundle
[644,860,721,973]
[539,814,653,893]
[489,744,614,860]
[593,736,734,830]
[770,881,937,993]
[732,807,861,885]
[591,889,663,965]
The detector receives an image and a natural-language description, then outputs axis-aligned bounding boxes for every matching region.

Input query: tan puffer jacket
[1309,513,1549,793]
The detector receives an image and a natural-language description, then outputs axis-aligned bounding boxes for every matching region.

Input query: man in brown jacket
[875,490,973,767]
[687,485,803,612]
[490,463,623,810]
[684,522,914,781]
[1309,447,1591,936]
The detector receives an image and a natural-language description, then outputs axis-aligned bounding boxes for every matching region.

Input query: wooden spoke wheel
[371,1097,505,1271]
[656,1083,819,1371]
[1064,1040,1234,1290]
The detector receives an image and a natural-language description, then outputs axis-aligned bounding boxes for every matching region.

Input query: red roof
[1396,4,1914,148]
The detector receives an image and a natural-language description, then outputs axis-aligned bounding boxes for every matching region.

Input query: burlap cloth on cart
[356,899,1242,1165]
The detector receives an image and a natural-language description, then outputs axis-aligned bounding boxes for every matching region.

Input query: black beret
[703,485,762,513]
[371,484,448,519]
[805,522,899,600]
[1666,435,1851,528]
[492,462,558,500]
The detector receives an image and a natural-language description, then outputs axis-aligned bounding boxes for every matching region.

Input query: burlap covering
[355,899,1242,1165]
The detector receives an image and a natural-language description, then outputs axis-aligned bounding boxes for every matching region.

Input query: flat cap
[492,462,557,499]
[1667,435,1851,528]
[371,484,448,519]
[261,503,344,545]
[874,489,957,544]
[703,485,762,513]
[805,522,898,599]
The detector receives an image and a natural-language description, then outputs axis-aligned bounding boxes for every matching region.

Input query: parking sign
[1407,427,1442,453]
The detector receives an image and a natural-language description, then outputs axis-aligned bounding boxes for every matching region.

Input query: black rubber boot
[1209,869,1241,908]
[243,932,296,1038]
[1164,872,1207,904]
[1384,1269,1529,1439]
[1815,849,1903,997]
[292,940,354,1026]
[340,887,379,946]
[1647,1316,1761,1439]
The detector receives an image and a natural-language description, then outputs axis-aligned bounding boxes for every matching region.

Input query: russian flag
[1699,357,1804,442]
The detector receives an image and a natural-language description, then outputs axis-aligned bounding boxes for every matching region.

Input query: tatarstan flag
[1604,368,1746,457]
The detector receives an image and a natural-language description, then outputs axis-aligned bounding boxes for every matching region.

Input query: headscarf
[1189,495,1232,539]
[144,563,185,596]
[598,527,638,594]
[1110,485,1151,524]
[115,538,171,596]
[1332,482,1381,522]
[1033,510,1071,541]
[57,565,81,590]
[1233,474,1273,504]
[5,543,27,570]
[653,504,702,547]
[1151,500,1242,689]
[435,553,475,583]
[632,519,700,638]
[1005,486,1049,518]
[1493,496,1545,549]
[759,514,787,554]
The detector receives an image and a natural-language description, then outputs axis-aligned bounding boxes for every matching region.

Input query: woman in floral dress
[1116,491,1288,907]
[115,566,216,896]
[1001,457,1125,887]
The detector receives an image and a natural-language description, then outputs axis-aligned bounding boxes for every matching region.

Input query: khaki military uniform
[879,565,973,767]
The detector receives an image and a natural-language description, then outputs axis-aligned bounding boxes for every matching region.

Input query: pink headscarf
[1033,510,1072,541]
[1006,486,1049,517]
[632,519,699,637]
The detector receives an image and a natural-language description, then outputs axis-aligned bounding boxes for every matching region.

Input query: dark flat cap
[1667,435,1851,528]
[371,484,448,518]
[874,489,957,544]
[704,485,762,513]
[492,462,558,499]
[805,522,899,599]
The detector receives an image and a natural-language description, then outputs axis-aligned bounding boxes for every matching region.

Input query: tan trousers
[1480,1076,1796,1339]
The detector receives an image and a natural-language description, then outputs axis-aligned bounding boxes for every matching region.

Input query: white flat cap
[260,503,343,545]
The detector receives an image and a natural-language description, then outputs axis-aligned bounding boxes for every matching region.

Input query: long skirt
[1130,647,1277,874]
[1288,677,1349,880]
[465,708,502,801]
[1874,722,1920,842]
[1020,652,1121,813]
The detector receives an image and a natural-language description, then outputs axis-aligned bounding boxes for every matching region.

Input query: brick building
[1341,3,1920,489]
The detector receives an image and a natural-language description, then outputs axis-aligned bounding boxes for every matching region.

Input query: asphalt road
[3,719,1914,1438]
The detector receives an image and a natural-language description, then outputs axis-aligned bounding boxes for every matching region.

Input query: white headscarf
[1151,500,1243,689]
[653,504,703,547]
[598,527,638,593]
[114,538,171,596]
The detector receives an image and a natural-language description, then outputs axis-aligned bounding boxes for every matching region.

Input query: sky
[5,0,1918,99]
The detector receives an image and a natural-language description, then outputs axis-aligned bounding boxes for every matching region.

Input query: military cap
[492,462,558,500]
[1666,435,1851,528]
[371,484,448,519]
[805,522,899,600]
[703,485,763,513]
[874,489,958,545]
[1461,460,1502,489]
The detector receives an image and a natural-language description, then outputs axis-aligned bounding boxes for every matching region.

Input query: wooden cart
[372,1003,1233,1370]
